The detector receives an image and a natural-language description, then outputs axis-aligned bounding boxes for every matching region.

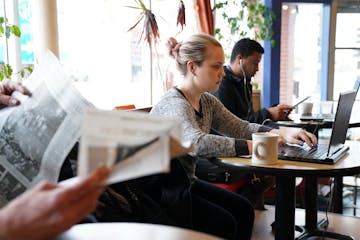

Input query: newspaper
[76,109,193,185]
[0,52,93,207]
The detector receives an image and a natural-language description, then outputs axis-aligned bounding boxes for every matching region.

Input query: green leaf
[124,6,142,10]
[3,64,13,79]
[0,72,4,81]
[252,82,259,90]
[214,3,224,9]
[260,32,266,39]
[134,0,147,10]
[271,39,275,47]
[10,25,21,37]
[239,10,244,20]
[26,66,33,74]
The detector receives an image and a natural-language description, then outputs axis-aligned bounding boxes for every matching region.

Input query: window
[333,13,360,100]
[56,0,196,109]
[0,0,33,80]
[18,0,34,64]
[280,3,324,112]
[334,4,360,124]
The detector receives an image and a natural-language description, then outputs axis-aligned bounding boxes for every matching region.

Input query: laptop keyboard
[278,143,329,160]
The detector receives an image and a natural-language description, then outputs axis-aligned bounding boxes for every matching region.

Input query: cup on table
[252,132,279,165]
[332,101,338,114]
[320,101,333,115]
[299,102,313,115]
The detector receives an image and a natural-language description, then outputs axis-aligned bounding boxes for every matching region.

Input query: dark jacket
[212,66,271,124]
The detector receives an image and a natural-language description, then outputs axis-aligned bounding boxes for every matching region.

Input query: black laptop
[278,90,357,164]
[300,79,360,122]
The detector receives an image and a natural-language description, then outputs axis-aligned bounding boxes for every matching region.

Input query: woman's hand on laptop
[270,128,318,148]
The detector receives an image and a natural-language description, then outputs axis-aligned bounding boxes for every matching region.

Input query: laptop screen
[327,90,357,156]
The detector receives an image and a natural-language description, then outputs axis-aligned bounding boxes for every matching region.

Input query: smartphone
[292,96,310,109]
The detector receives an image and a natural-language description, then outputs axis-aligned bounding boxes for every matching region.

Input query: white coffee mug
[299,102,313,115]
[252,132,279,165]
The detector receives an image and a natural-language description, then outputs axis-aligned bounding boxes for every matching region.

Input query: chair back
[114,104,136,110]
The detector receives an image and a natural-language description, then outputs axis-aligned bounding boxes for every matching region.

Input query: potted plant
[0,16,32,81]
[126,0,186,92]
[213,0,275,53]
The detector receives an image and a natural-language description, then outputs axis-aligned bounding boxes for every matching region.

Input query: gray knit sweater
[150,88,270,178]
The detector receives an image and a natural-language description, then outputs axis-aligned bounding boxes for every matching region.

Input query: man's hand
[0,166,109,240]
[0,80,31,109]
[267,104,294,121]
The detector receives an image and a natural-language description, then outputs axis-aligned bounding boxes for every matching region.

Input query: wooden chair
[134,107,152,113]
[115,105,152,113]
[212,178,249,192]
[114,104,136,110]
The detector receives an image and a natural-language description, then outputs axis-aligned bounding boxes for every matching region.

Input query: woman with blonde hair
[151,34,317,239]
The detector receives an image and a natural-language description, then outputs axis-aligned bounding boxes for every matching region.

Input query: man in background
[212,38,293,124]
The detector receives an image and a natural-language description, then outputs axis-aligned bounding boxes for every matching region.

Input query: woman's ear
[187,61,196,76]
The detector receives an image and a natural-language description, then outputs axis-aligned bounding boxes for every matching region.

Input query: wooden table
[55,222,220,240]
[272,115,360,213]
[275,114,360,137]
[214,141,360,240]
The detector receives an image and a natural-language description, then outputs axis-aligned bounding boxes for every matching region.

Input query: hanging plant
[126,0,160,48]
[126,0,188,93]
[214,0,275,47]
[176,0,186,30]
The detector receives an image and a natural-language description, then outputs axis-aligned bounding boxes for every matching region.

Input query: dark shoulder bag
[195,157,246,183]
[95,156,193,229]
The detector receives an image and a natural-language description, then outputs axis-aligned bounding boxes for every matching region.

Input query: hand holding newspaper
[73,109,193,185]
[0,51,94,207]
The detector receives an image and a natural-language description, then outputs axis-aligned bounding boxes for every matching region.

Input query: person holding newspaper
[0,81,110,240]
[151,34,317,240]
